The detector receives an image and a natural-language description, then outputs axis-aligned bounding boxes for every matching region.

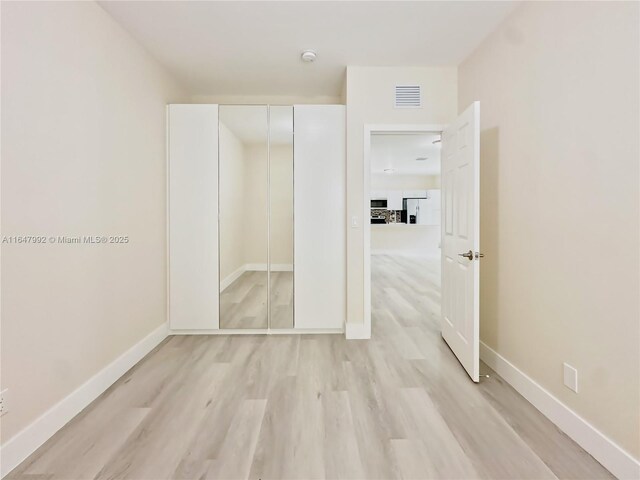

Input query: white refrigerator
[405,191,441,225]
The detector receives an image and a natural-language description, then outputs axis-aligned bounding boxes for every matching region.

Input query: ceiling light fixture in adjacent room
[383,168,396,174]
[432,138,441,144]
[416,157,429,161]
[301,50,317,62]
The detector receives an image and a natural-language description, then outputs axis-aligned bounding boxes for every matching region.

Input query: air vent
[395,85,421,108]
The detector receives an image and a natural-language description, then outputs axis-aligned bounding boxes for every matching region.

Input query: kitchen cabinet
[387,190,403,210]
[422,190,441,225]
[371,190,387,200]
[402,189,428,199]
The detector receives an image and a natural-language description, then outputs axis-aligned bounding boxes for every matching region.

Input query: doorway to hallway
[364,103,482,381]
[367,129,443,354]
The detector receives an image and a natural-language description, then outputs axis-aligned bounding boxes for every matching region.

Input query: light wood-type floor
[8,255,612,479]
[219,271,293,329]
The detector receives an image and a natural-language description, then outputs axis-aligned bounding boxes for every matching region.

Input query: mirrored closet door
[269,106,294,329]
[218,105,294,330]
[219,105,269,329]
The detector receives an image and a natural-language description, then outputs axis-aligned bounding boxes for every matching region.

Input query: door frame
[362,123,447,339]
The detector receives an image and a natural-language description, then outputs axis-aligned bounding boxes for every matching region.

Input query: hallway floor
[8,255,612,479]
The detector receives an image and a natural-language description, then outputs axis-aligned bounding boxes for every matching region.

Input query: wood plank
[6,254,613,480]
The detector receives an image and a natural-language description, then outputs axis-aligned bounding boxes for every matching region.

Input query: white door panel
[441,101,480,381]
[294,105,346,330]
[168,104,219,330]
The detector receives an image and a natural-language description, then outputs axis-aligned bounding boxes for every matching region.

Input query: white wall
[270,145,294,266]
[346,67,457,327]
[219,137,293,281]
[459,1,639,459]
[191,94,343,105]
[219,123,246,280]
[371,174,440,190]
[1,1,186,443]
[371,225,440,256]
[242,145,269,267]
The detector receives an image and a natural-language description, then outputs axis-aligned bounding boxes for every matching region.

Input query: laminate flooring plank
[477,368,614,479]
[344,361,402,479]
[322,390,366,480]
[24,407,149,479]
[204,399,267,480]
[411,357,559,479]
[247,375,297,480]
[398,387,479,478]
[94,342,230,480]
[7,254,614,480]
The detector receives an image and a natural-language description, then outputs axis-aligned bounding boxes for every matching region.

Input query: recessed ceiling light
[383,168,395,174]
[416,157,429,161]
[301,50,317,63]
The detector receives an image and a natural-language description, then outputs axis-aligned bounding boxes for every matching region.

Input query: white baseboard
[244,263,267,272]
[270,263,293,272]
[244,263,293,272]
[169,328,343,335]
[220,264,294,292]
[0,324,168,478]
[480,341,640,480]
[346,322,370,340]
[220,265,246,292]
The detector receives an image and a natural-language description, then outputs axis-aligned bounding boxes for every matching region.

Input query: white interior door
[168,104,219,330]
[441,101,480,382]
[293,105,346,330]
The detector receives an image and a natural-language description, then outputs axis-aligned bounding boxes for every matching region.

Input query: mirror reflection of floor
[219,271,293,329]
[269,271,294,328]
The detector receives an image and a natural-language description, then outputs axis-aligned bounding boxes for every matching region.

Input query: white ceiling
[220,105,293,145]
[371,133,441,176]
[99,1,518,97]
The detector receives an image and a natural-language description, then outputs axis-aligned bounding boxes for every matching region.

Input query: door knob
[458,250,485,260]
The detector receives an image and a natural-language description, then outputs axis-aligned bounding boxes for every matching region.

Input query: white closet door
[294,105,346,330]
[168,104,219,330]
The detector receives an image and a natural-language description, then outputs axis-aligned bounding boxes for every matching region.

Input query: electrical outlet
[0,389,8,416]
[563,363,578,393]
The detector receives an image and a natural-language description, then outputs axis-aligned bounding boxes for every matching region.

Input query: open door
[441,101,481,382]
